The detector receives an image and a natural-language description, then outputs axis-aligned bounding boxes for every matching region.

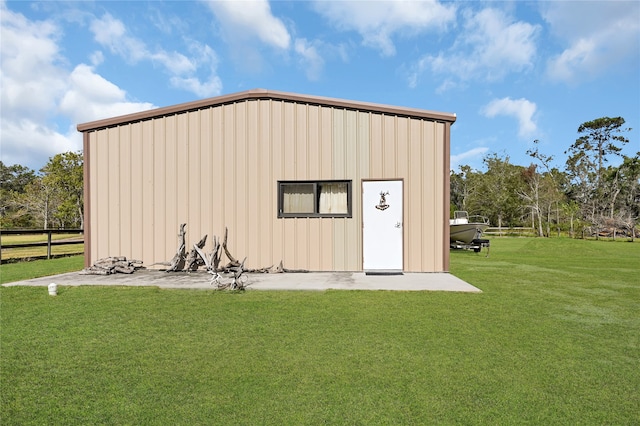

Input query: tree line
[451,117,639,238]
[1,151,83,229]
[1,117,638,236]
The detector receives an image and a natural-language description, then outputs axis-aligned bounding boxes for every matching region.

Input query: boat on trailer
[450,211,490,253]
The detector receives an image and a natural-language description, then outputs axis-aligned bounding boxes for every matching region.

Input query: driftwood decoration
[224,257,247,290]
[221,227,241,270]
[193,228,247,289]
[193,245,248,289]
[167,223,187,272]
[155,224,308,285]
[186,234,207,271]
[211,235,221,271]
[193,243,215,274]
[247,260,308,274]
[152,223,187,272]
[81,256,144,275]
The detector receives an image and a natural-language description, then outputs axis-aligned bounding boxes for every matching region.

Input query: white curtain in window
[283,184,314,213]
[319,183,348,214]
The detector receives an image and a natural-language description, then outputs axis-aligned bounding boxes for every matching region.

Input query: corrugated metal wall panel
[306,105,321,270]
[150,118,165,261]
[176,113,189,238]
[434,121,446,269]
[306,105,320,179]
[395,117,409,180]
[281,102,297,268]
[199,108,213,250]
[87,133,96,261]
[269,101,285,266]
[186,111,204,250]
[245,100,259,266]
[182,112,200,248]
[294,103,310,269]
[260,101,272,267]
[356,113,370,270]
[129,122,144,261]
[211,107,225,247]
[118,125,132,259]
[140,120,155,263]
[107,127,120,255]
[320,108,333,180]
[395,117,410,271]
[407,119,424,271]
[428,120,440,271]
[234,103,248,266]
[343,109,361,271]
[369,113,383,178]
[89,132,101,261]
[383,115,396,177]
[416,120,430,271]
[222,104,235,240]
[319,107,334,270]
[331,109,347,270]
[169,115,179,261]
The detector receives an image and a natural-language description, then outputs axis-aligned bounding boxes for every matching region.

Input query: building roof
[77,89,456,132]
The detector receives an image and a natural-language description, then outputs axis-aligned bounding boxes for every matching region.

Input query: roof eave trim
[77,89,456,132]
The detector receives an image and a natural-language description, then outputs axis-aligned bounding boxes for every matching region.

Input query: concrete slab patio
[3,270,481,292]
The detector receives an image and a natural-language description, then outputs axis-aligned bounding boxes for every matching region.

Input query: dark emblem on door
[375,191,390,210]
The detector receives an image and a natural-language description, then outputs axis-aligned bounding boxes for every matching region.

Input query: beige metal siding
[86,98,449,272]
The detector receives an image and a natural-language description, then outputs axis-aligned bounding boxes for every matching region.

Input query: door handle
[395,222,402,228]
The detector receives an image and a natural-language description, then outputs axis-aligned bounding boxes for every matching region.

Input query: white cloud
[89,50,104,66]
[170,76,222,98]
[169,41,222,97]
[0,120,81,170]
[90,12,127,48]
[542,1,640,83]
[202,0,355,81]
[151,50,197,76]
[89,12,221,96]
[435,79,460,94]
[410,7,538,87]
[294,38,324,81]
[59,64,155,124]
[0,3,72,169]
[204,0,291,50]
[451,147,489,171]
[90,13,193,72]
[0,5,156,170]
[481,97,537,138]
[313,0,456,56]
[201,0,291,74]
[0,3,66,120]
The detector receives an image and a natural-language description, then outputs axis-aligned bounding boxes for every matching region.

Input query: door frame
[361,178,405,274]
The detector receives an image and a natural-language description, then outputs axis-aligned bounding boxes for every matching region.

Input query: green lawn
[1,238,639,424]
[0,255,84,284]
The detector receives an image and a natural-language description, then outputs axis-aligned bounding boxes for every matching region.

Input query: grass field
[0,255,85,284]
[1,238,639,424]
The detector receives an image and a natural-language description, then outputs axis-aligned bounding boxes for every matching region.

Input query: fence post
[47,232,52,259]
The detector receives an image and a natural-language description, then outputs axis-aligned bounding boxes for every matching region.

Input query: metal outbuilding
[77,89,456,273]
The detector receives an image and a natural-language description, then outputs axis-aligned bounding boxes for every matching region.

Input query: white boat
[450,211,490,244]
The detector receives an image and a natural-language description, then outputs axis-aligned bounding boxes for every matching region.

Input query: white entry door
[362,180,403,274]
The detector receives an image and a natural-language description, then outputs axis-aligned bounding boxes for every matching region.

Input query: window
[278,180,352,218]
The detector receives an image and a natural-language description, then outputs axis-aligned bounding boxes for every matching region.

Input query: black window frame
[278,180,352,218]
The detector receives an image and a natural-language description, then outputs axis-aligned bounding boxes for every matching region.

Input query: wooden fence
[484,227,535,237]
[0,229,84,263]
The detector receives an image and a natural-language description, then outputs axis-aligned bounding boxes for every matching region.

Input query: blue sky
[1,0,639,173]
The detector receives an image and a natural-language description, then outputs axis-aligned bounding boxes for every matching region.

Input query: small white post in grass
[48,283,57,296]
